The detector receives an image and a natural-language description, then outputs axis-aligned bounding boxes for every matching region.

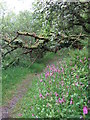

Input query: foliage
[2,52,59,105]
[32,1,90,35]
[1,1,89,118]
[12,46,89,119]
[1,1,89,69]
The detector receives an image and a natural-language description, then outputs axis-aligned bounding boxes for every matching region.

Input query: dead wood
[2,31,89,69]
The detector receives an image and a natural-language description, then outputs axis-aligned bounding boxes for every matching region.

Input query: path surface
[0,74,36,119]
[0,52,65,119]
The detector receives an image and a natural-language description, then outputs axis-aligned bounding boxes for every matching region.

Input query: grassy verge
[2,67,30,105]
[2,51,60,105]
[12,46,89,119]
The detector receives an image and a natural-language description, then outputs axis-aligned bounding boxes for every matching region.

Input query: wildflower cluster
[30,52,89,118]
[17,48,89,119]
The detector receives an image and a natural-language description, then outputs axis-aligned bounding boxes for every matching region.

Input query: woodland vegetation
[1,0,90,119]
[1,1,89,69]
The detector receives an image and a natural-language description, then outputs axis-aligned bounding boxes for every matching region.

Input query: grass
[2,51,60,105]
[2,67,31,105]
[12,46,89,119]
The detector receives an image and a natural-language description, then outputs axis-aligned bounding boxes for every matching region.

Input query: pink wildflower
[18,113,22,117]
[80,59,83,63]
[80,116,83,119]
[58,98,62,104]
[71,72,73,75]
[61,98,64,103]
[84,57,86,60]
[40,79,42,82]
[88,58,90,61]
[88,100,90,104]
[83,106,88,115]
[61,81,64,87]
[47,65,49,68]
[70,98,73,104]
[45,71,49,78]
[50,72,53,76]
[76,75,79,79]
[55,92,58,97]
[32,114,34,117]
[58,69,60,73]
[75,64,77,67]
[71,68,74,71]
[59,82,61,84]
[54,68,57,72]
[39,93,43,98]
[56,99,58,103]
[75,82,78,86]
[61,82,64,87]
[61,67,64,73]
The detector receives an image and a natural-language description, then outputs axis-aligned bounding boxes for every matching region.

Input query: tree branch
[17,31,49,42]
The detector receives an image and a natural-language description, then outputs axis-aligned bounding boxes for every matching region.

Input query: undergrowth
[12,46,89,119]
[2,52,59,105]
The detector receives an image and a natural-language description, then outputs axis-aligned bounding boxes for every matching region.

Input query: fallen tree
[2,31,89,69]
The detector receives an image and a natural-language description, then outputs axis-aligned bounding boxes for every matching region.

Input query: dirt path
[0,52,65,119]
[0,74,37,119]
